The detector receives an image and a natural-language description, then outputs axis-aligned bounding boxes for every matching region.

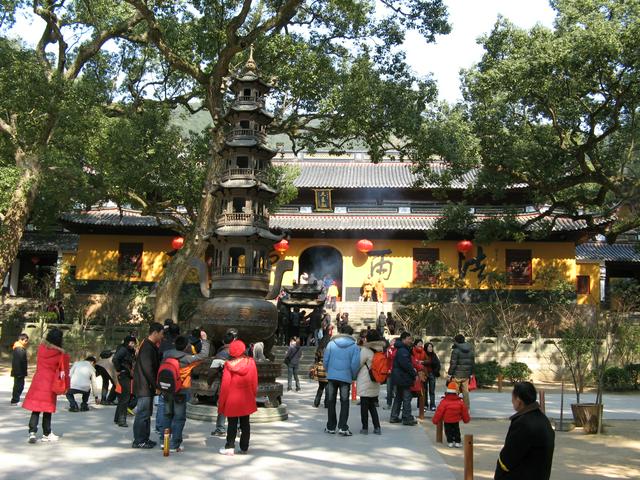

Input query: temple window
[506,249,533,285]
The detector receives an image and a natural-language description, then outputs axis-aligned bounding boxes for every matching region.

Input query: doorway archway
[298,246,343,295]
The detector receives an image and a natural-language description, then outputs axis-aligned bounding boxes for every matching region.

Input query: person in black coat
[389,332,417,426]
[447,334,475,409]
[495,382,555,480]
[112,336,137,427]
[11,333,29,405]
[131,323,164,448]
[423,342,441,411]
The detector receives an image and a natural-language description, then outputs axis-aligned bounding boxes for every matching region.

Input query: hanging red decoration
[171,237,185,250]
[457,240,473,254]
[357,239,374,254]
[274,239,289,254]
[31,256,40,265]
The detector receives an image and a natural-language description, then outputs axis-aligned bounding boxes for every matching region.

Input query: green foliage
[474,360,502,387]
[625,364,640,390]
[555,320,595,403]
[614,323,640,365]
[501,361,532,384]
[266,164,300,212]
[527,263,576,306]
[602,367,634,391]
[427,203,474,240]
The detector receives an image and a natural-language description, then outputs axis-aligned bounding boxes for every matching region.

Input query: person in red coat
[23,328,70,444]
[217,339,258,456]
[432,381,471,448]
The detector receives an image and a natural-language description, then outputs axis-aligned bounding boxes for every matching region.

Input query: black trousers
[444,422,461,443]
[360,396,380,430]
[12,376,25,404]
[314,382,328,407]
[114,373,131,424]
[29,411,52,435]
[95,366,117,403]
[225,415,250,451]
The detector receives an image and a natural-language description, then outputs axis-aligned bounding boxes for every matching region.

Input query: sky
[7,0,556,103]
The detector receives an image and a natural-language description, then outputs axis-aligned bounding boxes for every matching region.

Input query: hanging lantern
[274,239,289,254]
[31,256,40,265]
[171,236,185,250]
[457,240,473,254]
[357,239,374,254]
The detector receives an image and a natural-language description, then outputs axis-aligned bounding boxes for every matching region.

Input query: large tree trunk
[153,94,225,322]
[0,151,42,282]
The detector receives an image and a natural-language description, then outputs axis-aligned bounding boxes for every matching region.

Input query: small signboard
[314,189,332,211]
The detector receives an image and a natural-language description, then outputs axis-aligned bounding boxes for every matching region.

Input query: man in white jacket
[66,356,100,412]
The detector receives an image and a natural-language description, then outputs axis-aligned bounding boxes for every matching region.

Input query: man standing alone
[447,334,474,409]
[132,322,164,448]
[323,325,360,436]
[495,382,555,479]
[10,333,29,405]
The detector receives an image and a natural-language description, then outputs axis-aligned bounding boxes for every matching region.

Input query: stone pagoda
[188,48,292,422]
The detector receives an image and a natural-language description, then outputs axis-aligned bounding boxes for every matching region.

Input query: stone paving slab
[0,376,455,480]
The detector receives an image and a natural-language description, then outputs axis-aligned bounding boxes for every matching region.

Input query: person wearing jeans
[285,337,302,391]
[322,327,360,436]
[423,342,441,411]
[389,332,417,426]
[132,323,164,448]
[356,330,385,434]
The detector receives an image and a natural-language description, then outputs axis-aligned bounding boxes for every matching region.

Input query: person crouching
[218,339,258,456]
[432,381,470,448]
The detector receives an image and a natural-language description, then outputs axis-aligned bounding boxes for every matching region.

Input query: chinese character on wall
[314,189,332,211]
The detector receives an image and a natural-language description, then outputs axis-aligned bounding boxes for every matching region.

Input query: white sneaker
[447,442,454,448]
[454,442,462,448]
[42,433,59,442]
[219,447,235,456]
[28,433,37,444]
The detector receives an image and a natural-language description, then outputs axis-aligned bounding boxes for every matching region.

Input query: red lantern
[171,237,185,250]
[457,240,473,254]
[31,256,40,265]
[357,239,374,254]
[274,239,289,254]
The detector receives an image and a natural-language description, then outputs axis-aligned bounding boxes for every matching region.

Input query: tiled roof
[61,208,184,229]
[19,232,79,253]
[576,243,640,262]
[269,213,590,232]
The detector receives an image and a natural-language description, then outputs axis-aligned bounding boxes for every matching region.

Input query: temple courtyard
[1,371,639,479]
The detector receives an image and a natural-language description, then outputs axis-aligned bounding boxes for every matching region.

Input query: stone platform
[187,402,288,423]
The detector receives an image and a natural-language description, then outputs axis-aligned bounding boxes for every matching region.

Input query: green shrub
[602,366,634,391]
[474,360,502,387]
[502,362,532,383]
[624,364,640,390]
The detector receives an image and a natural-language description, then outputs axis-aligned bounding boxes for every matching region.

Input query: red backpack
[370,351,390,384]
[157,357,182,395]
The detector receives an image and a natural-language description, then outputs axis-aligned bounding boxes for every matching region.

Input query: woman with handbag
[23,328,70,444]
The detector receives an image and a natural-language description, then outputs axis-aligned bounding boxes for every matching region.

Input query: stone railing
[219,168,268,183]
[226,128,267,143]
[216,212,269,228]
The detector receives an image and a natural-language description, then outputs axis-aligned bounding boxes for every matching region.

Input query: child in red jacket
[432,381,470,448]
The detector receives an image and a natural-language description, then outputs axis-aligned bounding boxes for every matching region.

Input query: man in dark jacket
[132,322,164,448]
[10,333,29,405]
[495,382,555,480]
[447,334,475,409]
[390,332,417,426]
[112,336,137,427]
[156,320,180,435]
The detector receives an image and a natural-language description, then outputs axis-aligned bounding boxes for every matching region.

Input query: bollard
[418,391,425,420]
[436,420,443,443]
[539,389,546,414]
[463,434,473,480]
[497,374,503,393]
[351,381,357,403]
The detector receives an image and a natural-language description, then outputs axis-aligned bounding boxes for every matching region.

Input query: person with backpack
[112,336,136,427]
[218,339,258,456]
[156,320,180,435]
[22,328,70,444]
[10,333,29,406]
[432,381,471,448]
[132,322,164,449]
[284,336,303,392]
[356,330,385,435]
[157,331,210,452]
[323,325,360,436]
[389,332,417,426]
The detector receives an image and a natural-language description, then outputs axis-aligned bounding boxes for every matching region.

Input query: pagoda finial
[245,44,257,72]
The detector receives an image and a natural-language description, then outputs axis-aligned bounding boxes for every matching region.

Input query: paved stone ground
[0,375,455,480]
